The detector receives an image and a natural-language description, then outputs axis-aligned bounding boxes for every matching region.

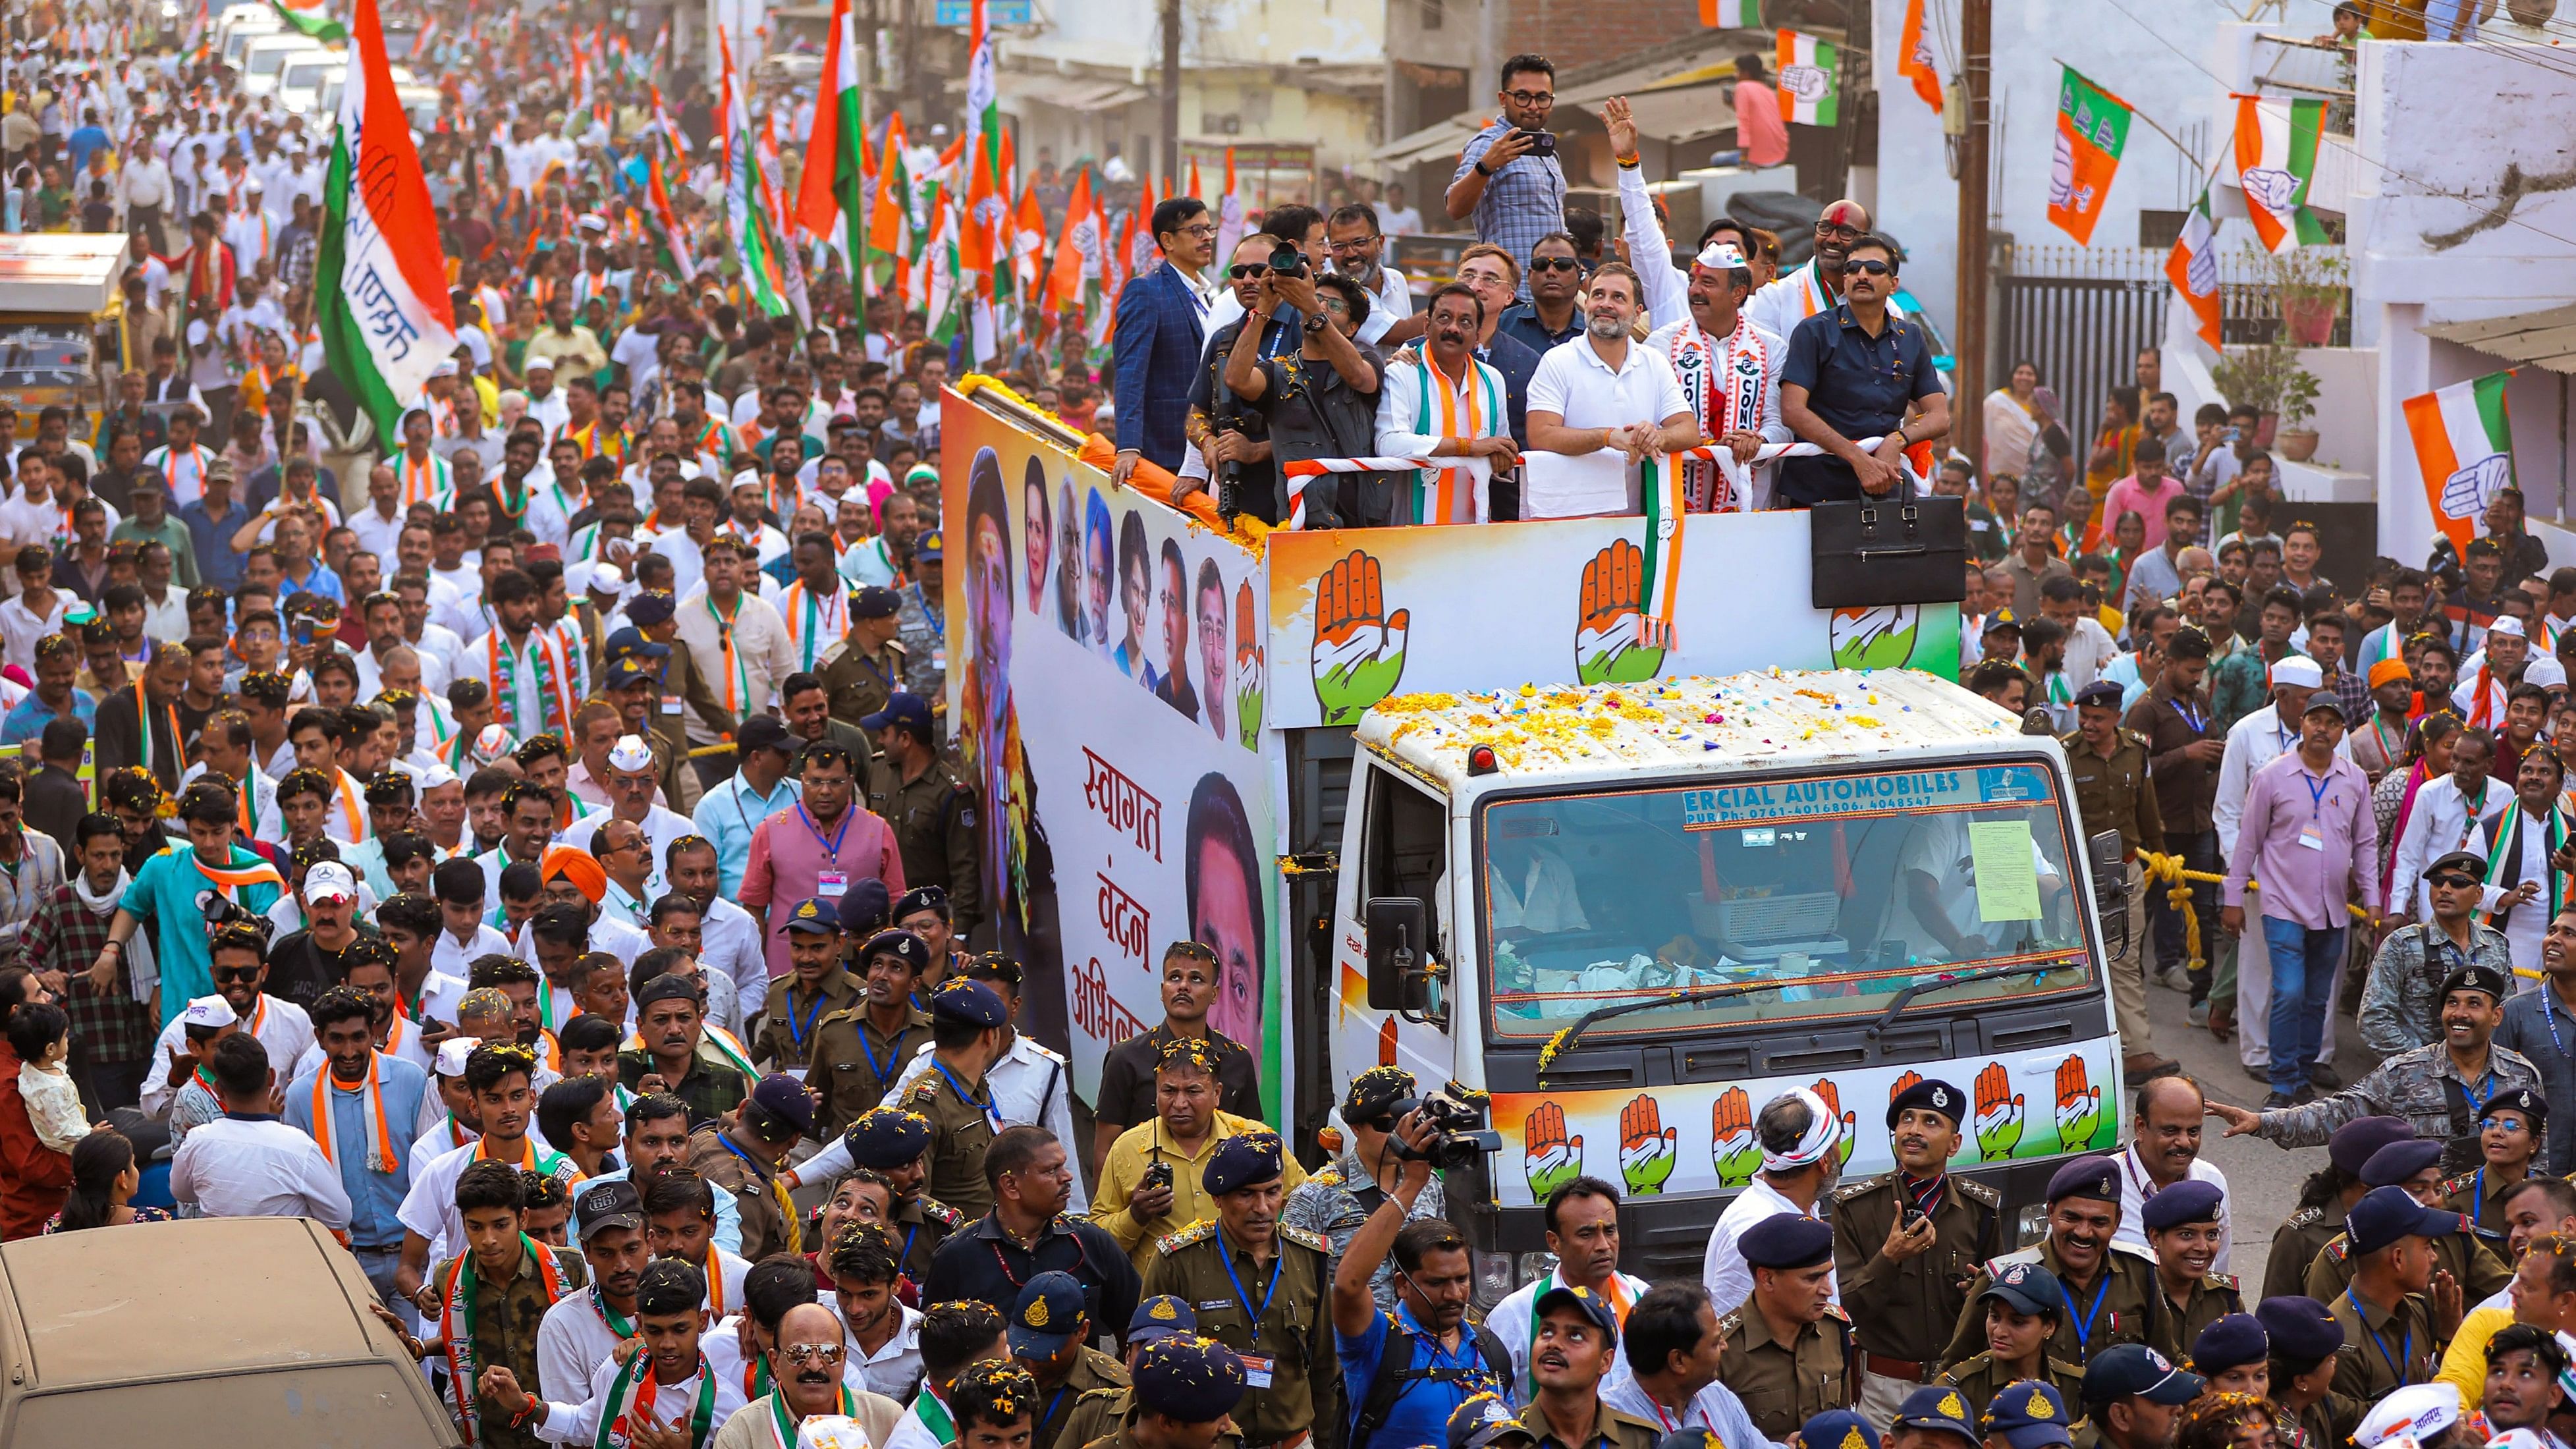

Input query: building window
[1422,0,1442,28]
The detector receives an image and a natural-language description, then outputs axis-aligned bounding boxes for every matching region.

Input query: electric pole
[1955,0,1990,468]
[1161,0,1181,189]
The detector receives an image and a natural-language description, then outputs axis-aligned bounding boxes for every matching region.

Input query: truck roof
[1358,669,2026,790]
[0,234,128,315]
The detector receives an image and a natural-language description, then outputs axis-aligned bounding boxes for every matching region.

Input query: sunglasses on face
[1227,263,1268,280]
[783,1342,848,1364]
[213,966,261,983]
[1531,257,1581,273]
[2428,873,2477,890]
[1842,259,1892,277]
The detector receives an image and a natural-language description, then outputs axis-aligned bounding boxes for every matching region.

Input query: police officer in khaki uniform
[824,585,908,728]
[1942,1157,2161,1372]
[1510,1286,1660,1449]
[1834,1076,2002,1422]
[1093,1333,1250,1449]
[862,692,983,937]
[2441,1085,2544,1236]
[1141,1131,1340,1449]
[898,975,1009,1218]
[808,927,936,1134]
[2299,1136,2512,1305]
[686,1072,813,1261]
[601,652,705,813]
[1058,1297,1211,1449]
[835,1105,964,1294]
[1011,1271,1134,1449]
[2326,1186,2444,1401]
[1716,1213,1854,1440]
[753,896,864,1072]
[2137,1181,2241,1366]
[2264,1117,2412,1305]
[2064,678,2177,1081]
[1981,1379,2079,1449]
[1939,1261,2087,1414]
[2069,1345,2205,1449]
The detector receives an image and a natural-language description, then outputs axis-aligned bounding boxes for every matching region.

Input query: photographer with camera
[1284,1068,1450,1311]
[1446,54,1568,301]
[1330,1105,1511,1449]
[1178,234,1285,524]
[1222,247,1392,529]
[1092,1035,1306,1271]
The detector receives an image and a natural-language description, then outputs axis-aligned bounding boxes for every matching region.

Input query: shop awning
[2426,304,2576,374]
[1001,70,1151,111]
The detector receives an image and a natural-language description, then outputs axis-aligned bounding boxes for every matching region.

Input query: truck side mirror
[1365,896,1433,1015]
[2089,829,2129,960]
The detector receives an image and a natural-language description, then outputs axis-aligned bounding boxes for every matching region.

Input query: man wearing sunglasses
[1447,54,1569,301]
[1777,235,1950,506]
[1747,197,1890,343]
[2359,848,2513,1055]
[1176,235,1286,522]
[1222,265,1390,527]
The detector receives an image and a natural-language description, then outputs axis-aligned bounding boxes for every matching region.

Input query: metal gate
[1995,273,2168,483]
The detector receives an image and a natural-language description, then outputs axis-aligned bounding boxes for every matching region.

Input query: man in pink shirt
[2098,435,2187,551]
[738,741,906,980]
[1734,53,1790,169]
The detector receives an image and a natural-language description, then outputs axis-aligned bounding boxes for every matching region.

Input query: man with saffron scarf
[1377,283,1517,525]
[92,776,287,1027]
[382,1159,590,1449]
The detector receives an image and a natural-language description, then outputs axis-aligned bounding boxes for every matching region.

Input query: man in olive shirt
[752,897,863,1072]
[807,927,933,1135]
[1008,1271,1132,1449]
[687,1072,811,1261]
[838,1105,962,1294]
[2299,1135,2510,1307]
[1094,940,1262,1166]
[896,976,1010,1218]
[1142,1132,1341,1449]
[1834,1076,2002,1421]
[862,693,983,938]
[2066,679,2176,1081]
[2123,625,2224,1011]
[1095,1334,1249,1449]
[617,971,758,1126]
[2328,1186,2446,1399]
[1514,1285,1660,1449]
[2266,1116,2410,1304]
[824,586,908,727]
[1716,1213,1855,1440]
[1943,1157,2162,1371]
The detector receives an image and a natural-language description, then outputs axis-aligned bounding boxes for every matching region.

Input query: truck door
[1329,757,1457,1099]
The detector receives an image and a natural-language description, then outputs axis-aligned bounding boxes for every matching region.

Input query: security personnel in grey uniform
[1834,1076,2002,1423]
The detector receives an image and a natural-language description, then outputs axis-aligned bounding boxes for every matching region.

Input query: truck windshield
[0,326,93,390]
[1482,760,2093,1037]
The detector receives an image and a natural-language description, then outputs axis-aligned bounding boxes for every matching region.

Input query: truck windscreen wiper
[1536,977,1797,1085]
[1864,960,2077,1038]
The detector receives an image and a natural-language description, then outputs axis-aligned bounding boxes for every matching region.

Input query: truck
[935,379,2129,1298]
[0,235,128,442]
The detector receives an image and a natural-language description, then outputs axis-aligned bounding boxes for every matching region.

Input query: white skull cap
[182,995,238,1029]
[607,734,655,774]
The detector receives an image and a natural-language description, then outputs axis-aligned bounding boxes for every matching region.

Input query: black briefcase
[1809,495,1969,608]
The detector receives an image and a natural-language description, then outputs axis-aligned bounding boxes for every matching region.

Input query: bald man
[2112,1076,2233,1274]
[1747,198,1902,342]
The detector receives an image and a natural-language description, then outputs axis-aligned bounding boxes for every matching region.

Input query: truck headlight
[2015,1202,2050,1247]
[1473,1251,1514,1310]
[1518,1251,1558,1287]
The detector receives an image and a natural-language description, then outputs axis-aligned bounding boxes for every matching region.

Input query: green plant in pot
[2211,342,2320,458]
[2268,246,2348,348]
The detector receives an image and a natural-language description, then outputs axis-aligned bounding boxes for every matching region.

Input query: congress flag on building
[2407,371,2517,560]
[314,0,454,445]
[2232,94,2330,253]
[2164,188,2221,349]
[1774,30,1838,126]
[2047,67,2131,245]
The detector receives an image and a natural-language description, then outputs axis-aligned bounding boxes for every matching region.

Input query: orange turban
[541,845,607,904]
[2368,659,2413,690]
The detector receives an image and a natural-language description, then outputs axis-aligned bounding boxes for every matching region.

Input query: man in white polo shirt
[1521,263,1699,519]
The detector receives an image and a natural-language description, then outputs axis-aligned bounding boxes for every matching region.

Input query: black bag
[1348,1314,1513,1449]
[1810,495,1969,608]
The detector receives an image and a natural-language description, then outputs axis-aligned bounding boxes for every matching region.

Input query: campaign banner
[1265,512,1963,730]
[1493,1043,2120,1206]
[943,397,1285,1116]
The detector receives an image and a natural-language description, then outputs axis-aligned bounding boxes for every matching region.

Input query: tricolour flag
[794,0,867,275]
[1215,148,1246,264]
[314,0,452,447]
[1045,166,1099,321]
[2232,94,2330,253]
[271,0,346,40]
[1774,30,1838,127]
[2164,188,2220,349]
[1896,0,1940,113]
[2047,67,2131,245]
[642,151,696,283]
[717,30,789,319]
[2406,371,2517,560]
[966,0,999,191]
[1699,0,1760,26]
[870,113,914,300]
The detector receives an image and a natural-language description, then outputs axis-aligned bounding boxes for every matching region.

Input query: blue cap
[1797,1411,1877,1449]
[1888,1386,1983,1449]
[836,877,892,935]
[604,626,671,659]
[913,529,944,563]
[2073,680,2125,710]
[2485,1085,2547,1129]
[861,928,930,973]
[1132,1334,1247,1423]
[1203,1130,1287,1195]
[2141,1178,2226,1232]
[895,885,951,923]
[624,590,677,626]
[929,976,1007,1027]
[749,1072,818,1136]
[2046,1155,2121,1204]
[2328,1116,2416,1176]
[1128,1296,1198,1346]
[1977,1259,2064,1318]
[1886,1076,1966,1130]
[1533,1283,1620,1348]
[2360,1137,2444,1188]
[2440,960,2511,1002]
[852,584,901,619]
[2081,1344,2203,1408]
[2190,1313,2268,1376]
[1982,1381,2074,1449]
[2346,1184,2459,1255]
[782,898,840,935]
[861,692,934,738]
[840,1105,933,1167]
[1008,1271,1089,1358]
[2255,1296,2343,1362]
[1449,1394,1537,1449]
[605,655,660,687]
[1740,1213,1834,1269]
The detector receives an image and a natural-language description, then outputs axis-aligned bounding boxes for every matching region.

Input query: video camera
[1384,1083,1503,1170]
[198,888,274,943]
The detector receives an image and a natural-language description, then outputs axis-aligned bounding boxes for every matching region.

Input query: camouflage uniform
[896,582,945,699]
[1278,1148,1448,1313]
[2246,1043,2544,1176]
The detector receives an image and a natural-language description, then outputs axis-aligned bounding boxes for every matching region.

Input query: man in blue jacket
[1112,198,1222,486]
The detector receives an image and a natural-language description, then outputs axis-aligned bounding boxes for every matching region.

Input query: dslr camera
[1386,1082,1503,1170]
[1267,240,1307,280]
[198,888,273,941]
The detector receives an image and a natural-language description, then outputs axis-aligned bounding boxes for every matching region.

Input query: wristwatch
[1472,159,1494,177]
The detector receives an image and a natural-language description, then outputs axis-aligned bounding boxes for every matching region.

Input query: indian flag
[313,0,453,447]
[2164,189,2220,348]
[1700,0,1760,26]
[793,0,868,277]
[642,151,696,283]
[2232,94,2330,253]
[1215,147,1246,263]
[1774,30,1838,127]
[272,0,346,40]
[2406,371,2517,561]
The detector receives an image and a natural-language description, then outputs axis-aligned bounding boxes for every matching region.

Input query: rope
[2129,850,2378,973]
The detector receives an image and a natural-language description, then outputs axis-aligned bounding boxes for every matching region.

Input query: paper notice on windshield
[1967,821,2042,920]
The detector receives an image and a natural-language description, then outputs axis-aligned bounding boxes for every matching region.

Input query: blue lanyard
[2546,995,2572,1058]
[2170,697,2206,734]
[798,802,852,858]
[1217,1240,1285,1352]
[785,984,828,1054]
[2347,1288,2413,1381]
[2461,1069,2497,1118]
[2060,1271,2112,1352]
[2303,771,2332,817]
[854,1016,912,1086]
[931,1058,1002,1132]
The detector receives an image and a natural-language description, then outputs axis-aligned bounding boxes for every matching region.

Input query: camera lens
[1268,242,1304,278]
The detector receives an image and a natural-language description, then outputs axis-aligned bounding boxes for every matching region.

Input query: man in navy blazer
[1111,196,1222,486]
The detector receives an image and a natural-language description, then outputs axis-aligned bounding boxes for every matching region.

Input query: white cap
[798,1417,871,1449]
[2353,1384,2461,1449]
[2527,656,2568,690]
[2268,655,2324,691]
[607,734,656,774]
[588,564,626,593]
[470,724,516,766]
[435,1037,478,1077]
[577,212,610,234]
[1693,240,1749,271]
[304,860,358,904]
[2490,615,2527,640]
[430,358,458,378]
[524,356,555,373]
[417,762,461,791]
[182,994,238,1029]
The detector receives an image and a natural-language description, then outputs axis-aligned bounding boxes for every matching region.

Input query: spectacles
[1817,222,1863,241]
[1503,90,1555,106]
[1174,223,1220,239]
[2428,873,2477,890]
[1530,257,1581,273]
[782,1342,848,1364]
[1227,263,1269,280]
[1842,259,1892,277]
[1319,298,1351,315]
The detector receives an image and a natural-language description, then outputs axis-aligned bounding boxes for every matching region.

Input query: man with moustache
[1834,1078,2001,1421]
[1375,283,1518,525]
[2111,1077,2233,1272]
[1940,1157,2161,1371]
[709,1299,906,1449]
